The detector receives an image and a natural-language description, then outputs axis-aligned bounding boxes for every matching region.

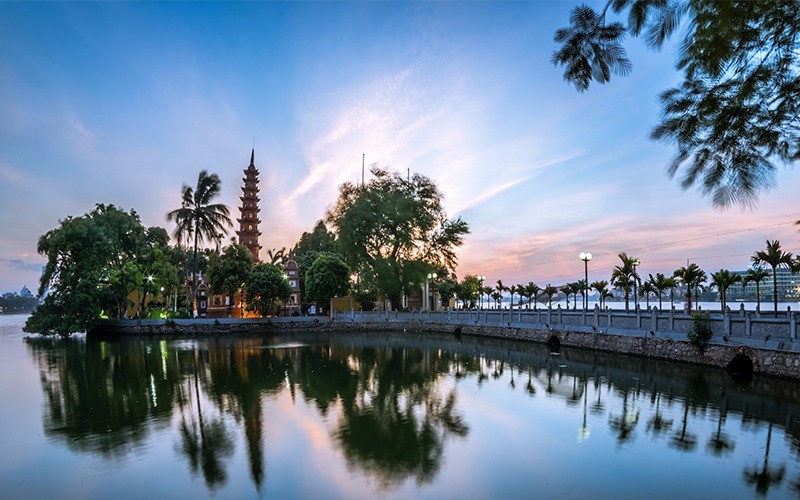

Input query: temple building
[237,149,262,262]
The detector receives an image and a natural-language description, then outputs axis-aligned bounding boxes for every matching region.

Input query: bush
[688,311,712,347]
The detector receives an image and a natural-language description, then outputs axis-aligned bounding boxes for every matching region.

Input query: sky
[1,1,798,294]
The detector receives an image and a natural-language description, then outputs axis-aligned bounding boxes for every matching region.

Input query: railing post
[669,306,675,331]
[791,311,796,340]
[745,312,752,338]
[594,305,599,328]
[651,307,658,333]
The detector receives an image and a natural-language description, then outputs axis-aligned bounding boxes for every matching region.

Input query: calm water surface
[2,314,800,498]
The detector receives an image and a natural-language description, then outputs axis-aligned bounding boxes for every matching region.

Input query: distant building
[19,285,33,298]
[730,267,800,300]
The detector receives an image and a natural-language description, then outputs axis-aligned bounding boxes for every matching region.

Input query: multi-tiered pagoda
[236,149,262,261]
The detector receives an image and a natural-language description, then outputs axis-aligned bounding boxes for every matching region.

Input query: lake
[2,314,800,498]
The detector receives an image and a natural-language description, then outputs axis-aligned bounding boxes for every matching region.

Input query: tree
[490,291,502,309]
[207,243,253,317]
[542,284,559,309]
[742,266,769,311]
[326,167,469,310]
[525,282,541,310]
[436,278,457,310]
[673,263,705,312]
[710,269,741,312]
[611,253,640,311]
[305,254,351,315]
[495,280,507,309]
[591,280,610,309]
[292,220,337,256]
[166,171,232,315]
[265,248,287,267]
[649,273,673,310]
[640,281,657,310]
[456,275,481,310]
[559,284,573,310]
[553,1,800,209]
[351,284,378,312]
[24,204,158,335]
[752,240,794,317]
[244,263,292,317]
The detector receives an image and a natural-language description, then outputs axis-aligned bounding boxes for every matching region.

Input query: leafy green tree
[24,204,152,335]
[710,269,741,312]
[166,170,232,315]
[742,266,769,310]
[490,291,502,309]
[326,167,469,310]
[436,278,457,309]
[752,240,794,317]
[553,0,800,208]
[305,254,351,315]
[244,263,292,317]
[207,243,253,316]
[292,220,337,256]
[456,275,481,310]
[559,284,573,310]
[351,285,378,312]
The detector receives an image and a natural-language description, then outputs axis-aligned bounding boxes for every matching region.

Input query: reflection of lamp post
[632,258,641,310]
[478,275,486,309]
[426,273,438,311]
[579,252,592,311]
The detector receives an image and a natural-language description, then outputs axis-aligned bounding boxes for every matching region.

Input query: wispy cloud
[1,258,42,272]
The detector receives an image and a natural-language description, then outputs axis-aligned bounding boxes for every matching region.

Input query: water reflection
[22,332,800,497]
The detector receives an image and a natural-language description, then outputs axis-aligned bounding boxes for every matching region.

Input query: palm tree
[526,282,541,310]
[166,170,232,314]
[490,291,502,309]
[711,269,741,312]
[743,266,769,310]
[648,273,675,310]
[266,247,287,266]
[560,284,573,309]
[571,281,583,311]
[752,240,794,317]
[673,263,704,312]
[543,284,559,309]
[640,281,657,310]
[611,252,640,311]
[591,280,609,308]
[496,280,507,309]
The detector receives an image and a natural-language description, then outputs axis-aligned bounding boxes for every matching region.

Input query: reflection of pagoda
[237,149,262,262]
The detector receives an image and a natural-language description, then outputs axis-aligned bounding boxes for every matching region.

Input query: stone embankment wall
[95,307,800,379]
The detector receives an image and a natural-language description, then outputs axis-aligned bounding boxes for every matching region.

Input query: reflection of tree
[706,409,735,457]
[646,393,673,437]
[669,402,698,452]
[608,389,639,445]
[332,347,469,489]
[743,423,786,496]
[175,352,234,491]
[25,337,181,456]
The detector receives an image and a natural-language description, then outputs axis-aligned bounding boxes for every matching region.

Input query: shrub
[688,311,712,347]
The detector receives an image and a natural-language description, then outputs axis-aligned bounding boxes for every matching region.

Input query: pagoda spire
[236,149,262,261]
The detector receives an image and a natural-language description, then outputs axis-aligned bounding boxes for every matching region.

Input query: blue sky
[1,2,798,294]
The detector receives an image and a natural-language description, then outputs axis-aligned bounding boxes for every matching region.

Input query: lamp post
[478,275,486,309]
[579,252,592,311]
[426,273,437,311]
[632,258,641,310]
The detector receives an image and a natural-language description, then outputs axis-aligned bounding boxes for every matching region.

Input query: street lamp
[632,258,641,310]
[579,253,592,311]
[478,275,486,309]
[426,273,437,311]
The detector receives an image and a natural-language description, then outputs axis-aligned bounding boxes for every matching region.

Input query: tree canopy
[244,263,292,317]
[326,167,469,310]
[24,204,169,335]
[552,0,800,208]
[304,254,351,314]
